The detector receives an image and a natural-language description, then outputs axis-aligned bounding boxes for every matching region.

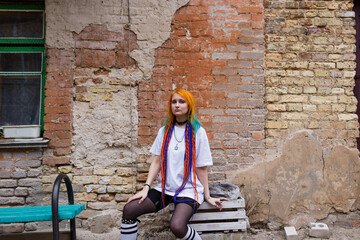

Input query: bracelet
[144,184,151,188]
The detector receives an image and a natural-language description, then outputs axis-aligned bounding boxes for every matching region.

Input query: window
[0,1,45,129]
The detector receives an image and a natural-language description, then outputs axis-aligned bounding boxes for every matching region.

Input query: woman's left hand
[205,196,229,211]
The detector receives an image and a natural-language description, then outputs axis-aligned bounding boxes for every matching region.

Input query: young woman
[121,89,227,240]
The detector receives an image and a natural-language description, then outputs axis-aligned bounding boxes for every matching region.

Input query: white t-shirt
[150,125,213,204]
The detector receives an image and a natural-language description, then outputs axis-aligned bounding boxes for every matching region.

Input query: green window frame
[0,2,45,130]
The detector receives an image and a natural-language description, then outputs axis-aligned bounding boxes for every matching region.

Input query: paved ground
[77,211,360,239]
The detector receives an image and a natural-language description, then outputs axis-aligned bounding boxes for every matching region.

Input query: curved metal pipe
[52,174,76,240]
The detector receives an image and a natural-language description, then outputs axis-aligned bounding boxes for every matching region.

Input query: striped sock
[180,226,202,240]
[120,219,137,240]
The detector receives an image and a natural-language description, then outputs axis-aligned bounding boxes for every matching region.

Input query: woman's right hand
[126,186,150,204]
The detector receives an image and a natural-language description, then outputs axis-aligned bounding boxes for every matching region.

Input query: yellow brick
[310,96,337,104]
[337,61,356,69]
[102,93,113,101]
[318,104,331,111]
[58,166,73,174]
[266,94,280,102]
[332,104,346,112]
[94,168,116,176]
[313,37,329,45]
[303,104,317,112]
[302,71,314,77]
[319,11,334,18]
[286,70,300,77]
[267,104,286,112]
[338,114,358,121]
[305,11,318,18]
[288,86,302,94]
[328,2,339,10]
[327,19,342,26]
[75,193,97,202]
[346,121,359,130]
[328,54,342,61]
[331,88,345,94]
[283,53,297,60]
[266,121,288,129]
[89,85,119,93]
[281,112,308,120]
[286,20,298,26]
[117,168,134,177]
[308,121,319,129]
[266,77,280,86]
[303,86,317,94]
[286,43,303,51]
[267,53,282,60]
[314,69,329,77]
[344,71,356,78]
[338,96,357,104]
[109,176,123,185]
[73,176,99,184]
[266,129,280,137]
[288,121,305,129]
[287,103,303,112]
[309,62,335,69]
[346,104,357,113]
[266,61,280,68]
[280,95,308,103]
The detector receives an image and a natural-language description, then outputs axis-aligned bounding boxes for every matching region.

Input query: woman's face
[171,93,189,119]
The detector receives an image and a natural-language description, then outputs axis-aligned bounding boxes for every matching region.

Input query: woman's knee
[122,201,135,219]
[170,218,187,238]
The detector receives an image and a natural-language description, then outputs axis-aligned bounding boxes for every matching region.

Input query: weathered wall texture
[264,0,359,153]
[234,131,360,228]
[1,0,360,238]
[138,0,266,183]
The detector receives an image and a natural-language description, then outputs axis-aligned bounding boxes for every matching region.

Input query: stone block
[0,180,17,188]
[15,160,41,168]
[0,197,25,205]
[18,178,41,187]
[12,170,27,178]
[284,226,298,240]
[15,187,29,196]
[0,223,24,233]
[0,171,11,178]
[309,222,330,239]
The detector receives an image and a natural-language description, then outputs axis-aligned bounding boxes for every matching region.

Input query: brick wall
[43,49,74,165]
[138,0,266,181]
[264,0,359,151]
[0,149,44,233]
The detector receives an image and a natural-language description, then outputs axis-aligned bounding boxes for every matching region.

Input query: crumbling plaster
[234,131,360,228]
[46,0,189,78]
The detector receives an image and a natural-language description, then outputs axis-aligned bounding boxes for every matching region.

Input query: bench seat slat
[190,220,247,232]
[190,209,246,221]
[169,198,245,211]
[0,204,85,223]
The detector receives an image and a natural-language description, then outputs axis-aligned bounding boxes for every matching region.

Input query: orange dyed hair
[164,89,201,133]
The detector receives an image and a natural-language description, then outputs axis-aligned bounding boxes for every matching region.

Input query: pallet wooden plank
[169,198,245,211]
[190,220,247,232]
[198,198,245,210]
[190,209,247,221]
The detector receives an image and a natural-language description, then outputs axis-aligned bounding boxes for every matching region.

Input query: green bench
[0,174,85,240]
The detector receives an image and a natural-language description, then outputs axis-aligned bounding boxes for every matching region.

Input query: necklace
[175,119,188,125]
[173,126,185,151]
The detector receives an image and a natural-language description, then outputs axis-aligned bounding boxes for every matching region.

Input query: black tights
[122,197,194,238]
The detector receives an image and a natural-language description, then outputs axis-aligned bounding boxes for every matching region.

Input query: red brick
[75,49,116,67]
[43,156,70,166]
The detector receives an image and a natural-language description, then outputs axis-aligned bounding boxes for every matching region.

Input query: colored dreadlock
[160,120,198,211]
[160,89,201,211]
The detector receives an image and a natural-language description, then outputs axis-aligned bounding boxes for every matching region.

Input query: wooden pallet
[170,198,249,233]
